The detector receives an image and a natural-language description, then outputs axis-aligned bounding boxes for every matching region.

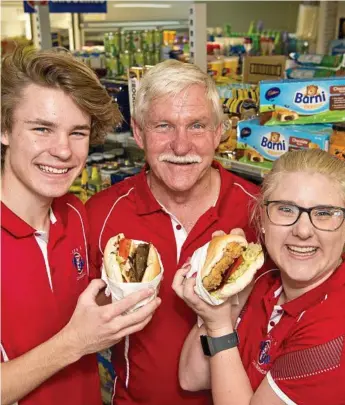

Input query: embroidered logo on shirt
[72,249,85,279]
[258,339,271,365]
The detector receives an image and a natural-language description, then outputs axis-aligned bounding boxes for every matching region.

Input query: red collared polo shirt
[86,162,260,405]
[237,263,345,405]
[1,194,102,405]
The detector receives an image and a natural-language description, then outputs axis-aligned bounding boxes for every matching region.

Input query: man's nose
[48,133,72,160]
[170,127,192,156]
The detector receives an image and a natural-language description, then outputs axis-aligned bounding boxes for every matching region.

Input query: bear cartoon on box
[306,85,319,97]
[270,132,281,143]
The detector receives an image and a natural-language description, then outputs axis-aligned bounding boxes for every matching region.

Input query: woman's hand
[172,263,233,334]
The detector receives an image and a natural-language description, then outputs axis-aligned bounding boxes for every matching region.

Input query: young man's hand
[62,279,161,361]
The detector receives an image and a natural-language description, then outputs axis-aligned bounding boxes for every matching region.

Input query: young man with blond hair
[1,47,160,405]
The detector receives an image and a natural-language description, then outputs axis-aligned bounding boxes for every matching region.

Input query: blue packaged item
[111,172,131,184]
[289,53,345,70]
[120,166,141,176]
[237,119,331,169]
[286,67,343,79]
[260,77,345,125]
[329,40,345,56]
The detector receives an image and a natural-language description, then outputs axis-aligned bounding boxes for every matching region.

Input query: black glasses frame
[264,200,345,232]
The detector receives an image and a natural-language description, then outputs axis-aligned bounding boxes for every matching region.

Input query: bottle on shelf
[88,166,102,195]
[80,168,89,204]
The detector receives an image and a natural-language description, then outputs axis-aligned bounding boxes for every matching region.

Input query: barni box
[237,119,331,169]
[259,77,345,125]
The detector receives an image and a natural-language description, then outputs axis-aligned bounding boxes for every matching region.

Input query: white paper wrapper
[101,239,164,313]
[186,241,239,307]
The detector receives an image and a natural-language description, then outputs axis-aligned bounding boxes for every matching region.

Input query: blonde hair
[1,46,122,164]
[252,149,345,237]
[133,59,223,129]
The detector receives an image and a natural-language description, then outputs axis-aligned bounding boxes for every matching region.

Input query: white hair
[133,59,223,129]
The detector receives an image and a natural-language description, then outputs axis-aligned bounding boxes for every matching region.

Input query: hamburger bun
[201,234,264,299]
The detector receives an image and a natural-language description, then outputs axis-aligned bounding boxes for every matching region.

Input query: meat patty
[202,242,244,292]
[134,243,150,281]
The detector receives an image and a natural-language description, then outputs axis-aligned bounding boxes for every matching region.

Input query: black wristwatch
[200,331,239,357]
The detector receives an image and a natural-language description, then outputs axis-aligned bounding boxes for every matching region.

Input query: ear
[213,122,223,149]
[131,118,145,150]
[1,131,10,146]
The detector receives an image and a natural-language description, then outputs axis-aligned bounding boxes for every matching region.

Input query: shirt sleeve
[267,333,345,405]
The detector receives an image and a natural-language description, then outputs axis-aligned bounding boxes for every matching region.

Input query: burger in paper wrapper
[102,233,163,312]
[188,234,264,305]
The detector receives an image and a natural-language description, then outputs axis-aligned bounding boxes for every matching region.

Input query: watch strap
[200,331,239,357]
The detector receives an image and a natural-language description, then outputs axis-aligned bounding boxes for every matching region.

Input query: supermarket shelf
[80,20,189,31]
[105,131,134,145]
[214,156,270,184]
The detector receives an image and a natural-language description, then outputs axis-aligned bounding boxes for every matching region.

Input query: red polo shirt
[86,162,259,405]
[238,263,345,405]
[1,194,102,405]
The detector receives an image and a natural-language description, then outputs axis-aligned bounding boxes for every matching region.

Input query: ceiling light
[114,3,172,8]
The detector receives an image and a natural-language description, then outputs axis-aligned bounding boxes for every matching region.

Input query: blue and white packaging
[237,119,331,166]
[259,77,345,125]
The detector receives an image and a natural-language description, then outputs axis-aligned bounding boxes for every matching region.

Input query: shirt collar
[1,202,35,238]
[264,262,345,318]
[134,160,234,216]
[282,262,345,317]
[1,202,57,238]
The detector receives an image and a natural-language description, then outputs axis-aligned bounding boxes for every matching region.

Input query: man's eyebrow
[190,116,209,121]
[24,119,58,128]
[70,124,91,131]
[24,120,91,131]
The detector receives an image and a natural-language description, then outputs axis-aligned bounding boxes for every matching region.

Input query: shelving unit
[79,20,188,46]
[214,156,267,184]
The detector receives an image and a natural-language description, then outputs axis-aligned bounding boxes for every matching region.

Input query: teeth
[39,165,68,174]
[288,246,317,254]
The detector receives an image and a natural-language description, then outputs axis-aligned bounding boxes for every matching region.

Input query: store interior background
[2,1,345,48]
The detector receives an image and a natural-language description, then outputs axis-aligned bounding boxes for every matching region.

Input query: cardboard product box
[237,119,331,169]
[242,55,286,84]
[128,67,145,116]
[259,77,345,125]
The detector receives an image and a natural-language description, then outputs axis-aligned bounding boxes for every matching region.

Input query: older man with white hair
[86,59,259,405]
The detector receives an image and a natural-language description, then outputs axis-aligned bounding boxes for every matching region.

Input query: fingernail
[192,273,197,278]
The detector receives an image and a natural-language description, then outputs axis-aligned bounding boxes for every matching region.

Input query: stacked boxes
[237,119,332,170]
[230,76,344,170]
[259,77,345,125]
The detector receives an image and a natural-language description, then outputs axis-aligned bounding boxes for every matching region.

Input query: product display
[329,122,345,160]
[69,148,144,202]
[259,77,345,125]
[237,119,332,169]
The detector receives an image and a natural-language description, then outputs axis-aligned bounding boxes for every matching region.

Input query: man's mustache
[158,154,202,164]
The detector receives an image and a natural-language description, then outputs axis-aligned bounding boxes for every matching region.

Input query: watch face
[200,335,211,356]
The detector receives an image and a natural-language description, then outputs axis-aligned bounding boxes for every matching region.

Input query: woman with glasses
[172,149,345,405]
